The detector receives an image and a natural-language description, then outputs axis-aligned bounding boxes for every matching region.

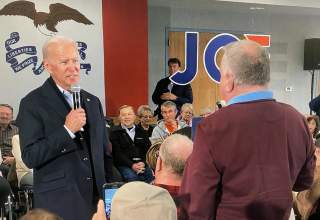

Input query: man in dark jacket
[16,36,112,220]
[152,58,193,119]
[110,105,153,183]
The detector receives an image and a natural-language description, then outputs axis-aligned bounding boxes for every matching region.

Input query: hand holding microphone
[64,84,86,133]
[65,108,86,133]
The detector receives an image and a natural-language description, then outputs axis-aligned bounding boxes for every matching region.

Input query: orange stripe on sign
[244,34,271,47]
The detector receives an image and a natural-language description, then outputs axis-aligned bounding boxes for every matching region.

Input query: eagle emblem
[0,1,93,34]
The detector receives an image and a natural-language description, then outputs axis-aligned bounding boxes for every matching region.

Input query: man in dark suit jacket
[110,105,153,183]
[152,58,193,119]
[180,40,315,220]
[16,36,112,220]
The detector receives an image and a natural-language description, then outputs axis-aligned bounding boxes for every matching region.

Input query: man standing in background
[152,58,193,119]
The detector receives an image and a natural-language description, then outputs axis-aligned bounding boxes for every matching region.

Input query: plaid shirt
[0,123,18,157]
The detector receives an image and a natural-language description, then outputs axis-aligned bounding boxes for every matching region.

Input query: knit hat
[110,181,177,220]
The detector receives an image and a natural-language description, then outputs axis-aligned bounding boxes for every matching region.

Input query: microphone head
[70,84,81,93]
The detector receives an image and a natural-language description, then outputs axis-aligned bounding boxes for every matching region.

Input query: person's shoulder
[157,76,170,84]
[21,86,43,103]
[110,125,124,133]
[275,101,305,119]
[81,90,99,100]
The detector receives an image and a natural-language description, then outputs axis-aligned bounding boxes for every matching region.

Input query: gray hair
[181,103,193,113]
[42,36,77,60]
[222,40,270,86]
[159,134,193,176]
[161,101,177,110]
[0,104,13,113]
[137,105,152,117]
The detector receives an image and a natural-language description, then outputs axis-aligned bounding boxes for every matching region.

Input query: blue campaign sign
[168,32,270,85]
[170,32,199,85]
[203,33,239,83]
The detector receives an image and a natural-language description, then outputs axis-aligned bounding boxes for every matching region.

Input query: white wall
[0,0,105,118]
[148,5,320,114]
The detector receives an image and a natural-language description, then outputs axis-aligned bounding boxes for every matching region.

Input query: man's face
[0,106,13,126]
[161,106,177,123]
[44,42,80,90]
[168,63,180,75]
[119,107,136,128]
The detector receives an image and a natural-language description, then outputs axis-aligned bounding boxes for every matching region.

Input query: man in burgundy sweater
[180,40,315,220]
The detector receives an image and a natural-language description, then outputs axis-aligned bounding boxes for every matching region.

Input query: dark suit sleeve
[16,97,76,169]
[309,95,320,114]
[175,84,193,106]
[152,80,164,105]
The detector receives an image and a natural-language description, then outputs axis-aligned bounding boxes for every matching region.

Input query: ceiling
[148,0,320,16]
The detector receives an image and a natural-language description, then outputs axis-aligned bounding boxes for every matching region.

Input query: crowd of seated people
[109,105,154,183]
[9,43,320,220]
[8,98,320,219]
[7,93,320,220]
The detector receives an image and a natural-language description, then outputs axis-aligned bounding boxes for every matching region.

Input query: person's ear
[43,59,52,74]
[155,156,162,172]
[224,72,235,93]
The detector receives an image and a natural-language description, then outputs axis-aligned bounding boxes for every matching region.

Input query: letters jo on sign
[169,32,270,85]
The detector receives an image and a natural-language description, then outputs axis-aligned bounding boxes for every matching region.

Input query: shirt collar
[227,90,273,106]
[121,124,136,132]
[56,84,72,96]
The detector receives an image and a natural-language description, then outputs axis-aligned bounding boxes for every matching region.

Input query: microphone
[70,84,81,110]
[70,84,84,133]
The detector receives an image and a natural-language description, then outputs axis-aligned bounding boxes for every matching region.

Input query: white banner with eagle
[0,0,105,117]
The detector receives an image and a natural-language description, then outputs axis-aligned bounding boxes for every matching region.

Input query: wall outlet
[285,86,294,92]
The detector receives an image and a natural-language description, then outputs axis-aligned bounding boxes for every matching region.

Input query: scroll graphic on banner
[4,32,92,75]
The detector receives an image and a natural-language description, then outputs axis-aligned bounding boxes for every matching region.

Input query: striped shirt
[0,124,19,157]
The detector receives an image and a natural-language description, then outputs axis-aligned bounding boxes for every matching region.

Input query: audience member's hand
[160,92,177,101]
[137,162,145,168]
[92,200,107,220]
[132,162,145,173]
[2,156,15,165]
[65,108,86,133]
[132,163,141,172]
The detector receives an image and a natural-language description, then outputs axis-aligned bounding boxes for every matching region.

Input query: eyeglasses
[161,109,175,115]
[142,115,153,119]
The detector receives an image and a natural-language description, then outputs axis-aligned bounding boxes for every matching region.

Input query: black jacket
[152,76,193,117]
[16,77,112,220]
[110,125,151,168]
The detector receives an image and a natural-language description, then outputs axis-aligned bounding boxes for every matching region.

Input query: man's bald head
[159,134,193,176]
[221,40,270,87]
